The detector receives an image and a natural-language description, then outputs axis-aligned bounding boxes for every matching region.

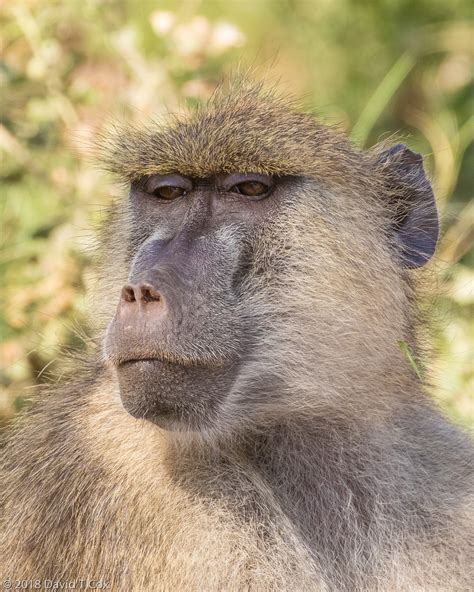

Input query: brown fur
[1,82,472,591]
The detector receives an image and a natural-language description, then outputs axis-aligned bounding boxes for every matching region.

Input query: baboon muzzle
[104,233,244,430]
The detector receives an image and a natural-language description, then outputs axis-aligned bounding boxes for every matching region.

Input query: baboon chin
[1,82,472,592]
[114,358,238,431]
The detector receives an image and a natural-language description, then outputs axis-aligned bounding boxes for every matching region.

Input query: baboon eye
[145,174,192,201]
[221,173,273,199]
[151,186,186,200]
[231,181,270,197]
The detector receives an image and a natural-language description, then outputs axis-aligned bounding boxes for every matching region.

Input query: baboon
[1,82,472,592]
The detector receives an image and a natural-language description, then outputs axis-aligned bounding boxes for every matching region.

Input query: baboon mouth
[117,355,205,369]
[115,348,238,369]
[119,357,169,367]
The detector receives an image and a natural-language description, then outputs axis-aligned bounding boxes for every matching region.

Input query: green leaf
[351,53,415,147]
[398,340,423,382]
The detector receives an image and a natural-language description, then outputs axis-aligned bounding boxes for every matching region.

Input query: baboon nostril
[120,283,162,305]
[141,284,161,303]
[122,285,136,303]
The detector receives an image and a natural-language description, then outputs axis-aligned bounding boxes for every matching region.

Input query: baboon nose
[121,283,163,305]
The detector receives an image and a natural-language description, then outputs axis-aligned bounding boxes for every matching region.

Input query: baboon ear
[376,144,439,268]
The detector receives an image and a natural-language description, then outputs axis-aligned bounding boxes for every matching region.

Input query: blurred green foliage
[0,0,472,426]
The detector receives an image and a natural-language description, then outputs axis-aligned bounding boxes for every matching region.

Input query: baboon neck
[171,412,401,491]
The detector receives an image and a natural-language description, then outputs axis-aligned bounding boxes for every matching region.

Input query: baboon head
[101,84,438,434]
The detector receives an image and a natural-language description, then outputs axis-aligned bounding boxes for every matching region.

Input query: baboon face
[105,172,295,430]
[103,91,438,432]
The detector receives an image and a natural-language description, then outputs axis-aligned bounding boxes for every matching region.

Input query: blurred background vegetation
[0,0,472,428]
